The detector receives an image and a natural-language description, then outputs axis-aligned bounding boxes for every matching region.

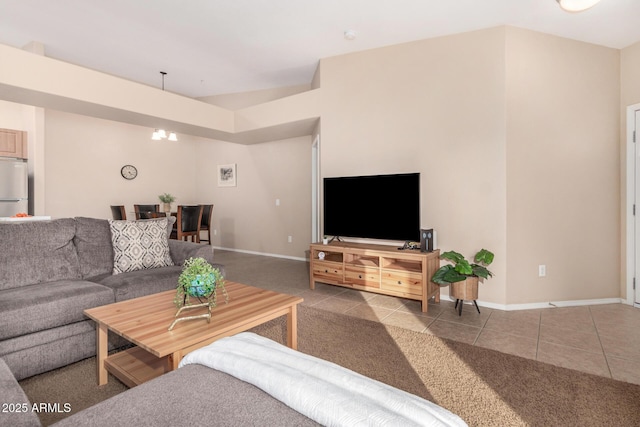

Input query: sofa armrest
[168,240,214,266]
[168,241,226,277]
[0,358,42,427]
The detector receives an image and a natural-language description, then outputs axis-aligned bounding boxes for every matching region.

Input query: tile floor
[296,284,640,385]
[215,250,640,385]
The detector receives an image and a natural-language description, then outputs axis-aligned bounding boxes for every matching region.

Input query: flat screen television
[323,172,420,242]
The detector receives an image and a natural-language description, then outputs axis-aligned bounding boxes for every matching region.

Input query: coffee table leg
[168,351,181,372]
[287,305,298,350]
[96,323,108,385]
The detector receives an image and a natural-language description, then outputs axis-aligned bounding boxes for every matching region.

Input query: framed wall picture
[218,163,237,187]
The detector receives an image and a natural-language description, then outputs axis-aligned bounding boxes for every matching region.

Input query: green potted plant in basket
[431,249,494,314]
[169,257,228,330]
[158,193,176,213]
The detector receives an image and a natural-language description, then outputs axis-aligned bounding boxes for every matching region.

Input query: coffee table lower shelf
[104,347,170,388]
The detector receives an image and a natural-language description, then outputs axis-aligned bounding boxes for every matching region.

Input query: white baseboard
[446,297,626,311]
[213,246,307,262]
[214,248,628,310]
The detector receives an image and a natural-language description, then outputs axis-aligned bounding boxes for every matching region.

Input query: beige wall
[0,100,32,129]
[318,26,621,305]
[199,84,311,110]
[194,136,312,257]
[39,109,312,259]
[505,27,620,304]
[319,27,509,303]
[0,43,235,135]
[621,41,640,111]
[43,110,199,218]
[197,86,314,258]
[0,25,632,304]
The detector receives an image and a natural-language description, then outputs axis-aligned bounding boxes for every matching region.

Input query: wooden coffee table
[83,282,303,387]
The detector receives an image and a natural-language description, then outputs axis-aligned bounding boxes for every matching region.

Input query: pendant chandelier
[556,0,602,12]
[151,71,178,141]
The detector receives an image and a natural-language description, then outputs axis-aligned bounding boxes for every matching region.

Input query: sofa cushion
[75,216,178,278]
[0,358,42,426]
[0,320,94,359]
[52,364,319,427]
[0,321,98,382]
[163,215,177,237]
[74,217,114,278]
[109,218,174,274]
[0,280,114,341]
[98,265,183,302]
[0,218,82,291]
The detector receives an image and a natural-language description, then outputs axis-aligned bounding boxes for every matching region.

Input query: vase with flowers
[158,193,176,213]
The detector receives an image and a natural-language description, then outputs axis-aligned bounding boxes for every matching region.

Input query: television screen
[323,173,420,242]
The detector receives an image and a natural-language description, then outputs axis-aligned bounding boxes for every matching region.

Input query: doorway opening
[311,134,320,244]
[626,102,640,307]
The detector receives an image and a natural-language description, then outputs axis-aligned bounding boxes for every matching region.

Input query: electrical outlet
[276,199,280,206]
[288,235,292,243]
[539,265,546,277]
[213,229,217,236]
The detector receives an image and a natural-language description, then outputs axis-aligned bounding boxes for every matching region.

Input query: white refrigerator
[0,157,28,217]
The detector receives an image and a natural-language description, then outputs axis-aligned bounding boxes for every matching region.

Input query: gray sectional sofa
[0,217,222,381]
[0,218,316,427]
[0,217,467,427]
[0,348,319,427]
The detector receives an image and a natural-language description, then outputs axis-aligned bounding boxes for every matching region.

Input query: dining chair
[199,204,214,245]
[170,205,203,243]
[110,205,126,220]
[147,212,167,218]
[134,204,160,219]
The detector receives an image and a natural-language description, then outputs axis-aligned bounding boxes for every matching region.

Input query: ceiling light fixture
[152,128,178,142]
[344,30,357,40]
[556,0,601,12]
[151,71,178,141]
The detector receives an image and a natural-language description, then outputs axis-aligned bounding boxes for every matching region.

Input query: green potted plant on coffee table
[169,257,227,330]
[431,249,494,315]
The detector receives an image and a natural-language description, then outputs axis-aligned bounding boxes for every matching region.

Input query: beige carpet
[21,305,640,427]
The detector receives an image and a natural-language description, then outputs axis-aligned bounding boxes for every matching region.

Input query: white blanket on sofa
[179,332,466,427]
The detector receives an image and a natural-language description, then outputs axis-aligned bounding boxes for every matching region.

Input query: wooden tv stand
[309,241,440,313]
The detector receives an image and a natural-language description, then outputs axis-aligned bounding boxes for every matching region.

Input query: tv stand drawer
[312,261,343,282]
[345,265,380,288]
[381,270,422,296]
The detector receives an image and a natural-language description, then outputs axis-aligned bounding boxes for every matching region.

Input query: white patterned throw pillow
[109,218,174,274]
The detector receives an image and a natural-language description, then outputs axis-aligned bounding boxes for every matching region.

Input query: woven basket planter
[450,276,479,301]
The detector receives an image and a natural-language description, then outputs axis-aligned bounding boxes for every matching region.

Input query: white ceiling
[1,0,639,99]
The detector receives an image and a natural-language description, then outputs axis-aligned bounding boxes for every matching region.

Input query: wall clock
[120,165,138,180]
